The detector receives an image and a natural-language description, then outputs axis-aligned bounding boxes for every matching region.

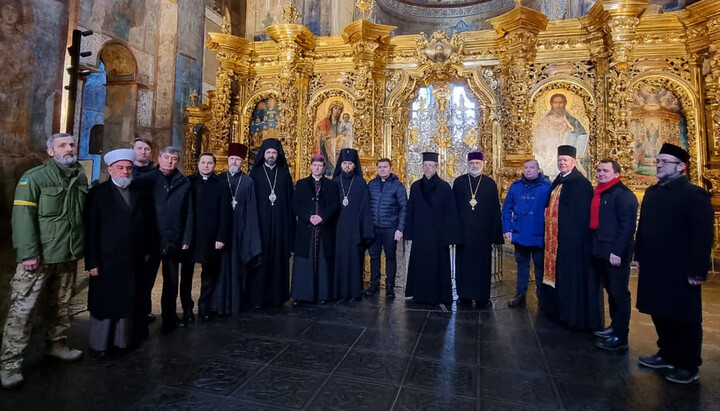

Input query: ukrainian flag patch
[18,179,28,186]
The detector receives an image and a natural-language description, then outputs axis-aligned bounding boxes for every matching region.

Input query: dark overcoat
[405,174,463,305]
[84,180,157,319]
[292,176,341,259]
[187,173,231,264]
[333,174,374,300]
[452,174,504,301]
[635,176,714,323]
[545,167,603,329]
[591,182,638,261]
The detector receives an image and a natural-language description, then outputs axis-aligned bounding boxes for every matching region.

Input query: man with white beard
[451,151,503,306]
[83,149,157,356]
[1,133,87,388]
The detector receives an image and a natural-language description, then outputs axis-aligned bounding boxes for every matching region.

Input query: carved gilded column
[488,6,547,189]
[343,20,396,159]
[267,11,315,176]
[184,91,206,174]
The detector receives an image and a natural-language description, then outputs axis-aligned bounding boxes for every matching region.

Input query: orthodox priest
[452,152,503,306]
[84,149,157,356]
[248,138,295,307]
[405,152,462,306]
[332,148,374,301]
[291,154,341,304]
[543,145,602,330]
[212,143,262,314]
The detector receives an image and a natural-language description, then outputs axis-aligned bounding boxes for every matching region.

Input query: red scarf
[590,177,620,229]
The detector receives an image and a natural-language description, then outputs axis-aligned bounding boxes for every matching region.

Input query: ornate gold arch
[628,73,700,188]
[529,77,598,178]
[299,86,356,176]
[240,89,280,148]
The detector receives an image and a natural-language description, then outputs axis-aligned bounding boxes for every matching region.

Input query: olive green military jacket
[12,160,88,263]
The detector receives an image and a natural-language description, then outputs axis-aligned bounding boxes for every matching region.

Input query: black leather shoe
[364,288,379,296]
[183,311,195,324]
[665,368,699,384]
[147,313,156,324]
[593,326,614,338]
[638,354,674,370]
[174,315,187,328]
[595,336,628,352]
[386,290,396,299]
[508,294,526,308]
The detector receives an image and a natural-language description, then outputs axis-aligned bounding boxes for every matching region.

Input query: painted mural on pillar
[313,97,354,176]
[630,86,688,181]
[173,54,202,152]
[79,62,107,183]
[246,0,354,40]
[531,89,590,180]
[80,0,147,43]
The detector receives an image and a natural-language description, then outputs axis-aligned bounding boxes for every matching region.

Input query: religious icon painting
[425,42,452,63]
[531,88,590,180]
[249,96,280,165]
[313,96,354,176]
[630,85,689,181]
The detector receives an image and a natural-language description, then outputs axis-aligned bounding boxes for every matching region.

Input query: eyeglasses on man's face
[653,159,682,165]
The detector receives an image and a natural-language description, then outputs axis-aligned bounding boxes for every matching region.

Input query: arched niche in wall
[98,41,138,158]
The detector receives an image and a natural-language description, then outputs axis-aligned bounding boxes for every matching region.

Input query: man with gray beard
[1,133,87,388]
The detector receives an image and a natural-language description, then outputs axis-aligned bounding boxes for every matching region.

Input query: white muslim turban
[104,148,136,166]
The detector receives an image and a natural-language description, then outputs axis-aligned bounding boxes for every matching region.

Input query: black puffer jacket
[367,173,407,231]
[138,168,194,255]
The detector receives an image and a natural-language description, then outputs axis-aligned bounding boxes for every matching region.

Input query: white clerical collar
[562,171,572,177]
[312,175,322,181]
[201,175,210,180]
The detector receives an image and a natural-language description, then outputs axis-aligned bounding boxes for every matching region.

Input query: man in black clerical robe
[248,138,295,307]
[332,148,374,301]
[291,154,341,304]
[182,153,231,321]
[84,149,157,355]
[543,145,602,330]
[212,143,262,314]
[452,151,503,305]
[405,152,462,306]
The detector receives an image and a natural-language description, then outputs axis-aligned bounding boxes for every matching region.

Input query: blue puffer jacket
[501,174,552,247]
[368,173,408,230]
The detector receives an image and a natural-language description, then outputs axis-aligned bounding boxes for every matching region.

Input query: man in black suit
[84,149,157,354]
[181,153,231,322]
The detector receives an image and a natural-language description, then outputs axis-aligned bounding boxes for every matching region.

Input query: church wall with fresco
[187,0,720,250]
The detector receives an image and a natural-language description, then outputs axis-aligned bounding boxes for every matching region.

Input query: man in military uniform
[1,133,87,389]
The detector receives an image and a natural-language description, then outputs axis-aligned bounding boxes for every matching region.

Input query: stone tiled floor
[1,262,720,410]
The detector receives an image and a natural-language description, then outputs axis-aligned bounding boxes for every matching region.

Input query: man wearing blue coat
[502,159,552,308]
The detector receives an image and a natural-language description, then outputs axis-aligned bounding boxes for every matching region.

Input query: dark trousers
[197,254,222,316]
[160,253,183,322]
[138,254,160,317]
[368,227,397,290]
[592,256,631,342]
[179,252,196,313]
[652,315,703,371]
[514,244,544,297]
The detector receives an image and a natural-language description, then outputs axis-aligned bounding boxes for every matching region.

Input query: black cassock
[544,167,602,330]
[212,172,262,314]
[405,174,463,305]
[332,174,374,300]
[452,174,504,302]
[248,163,295,307]
[291,176,340,302]
[84,180,157,320]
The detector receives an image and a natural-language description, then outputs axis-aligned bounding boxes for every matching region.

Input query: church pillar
[342,20,395,161]
[488,5,547,187]
[267,4,316,175]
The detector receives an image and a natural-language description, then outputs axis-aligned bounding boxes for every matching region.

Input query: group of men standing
[0,131,714,389]
[502,143,713,384]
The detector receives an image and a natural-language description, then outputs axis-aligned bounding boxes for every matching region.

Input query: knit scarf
[590,177,620,229]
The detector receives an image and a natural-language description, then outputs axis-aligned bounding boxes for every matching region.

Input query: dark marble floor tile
[128,387,226,411]
[422,317,479,342]
[335,348,410,385]
[393,387,477,411]
[405,357,477,397]
[354,328,419,355]
[318,306,382,327]
[297,323,365,347]
[414,334,478,365]
[373,309,429,332]
[101,350,205,385]
[556,379,639,410]
[173,359,260,395]
[429,310,481,324]
[270,341,347,373]
[306,376,398,411]
[481,399,546,411]
[219,400,293,411]
[480,368,561,410]
[480,343,546,373]
[480,308,532,327]
[215,335,292,364]
[233,366,326,409]
[479,323,538,345]
[236,317,314,339]
[543,347,633,385]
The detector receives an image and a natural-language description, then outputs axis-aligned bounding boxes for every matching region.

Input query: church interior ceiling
[186,0,720,255]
